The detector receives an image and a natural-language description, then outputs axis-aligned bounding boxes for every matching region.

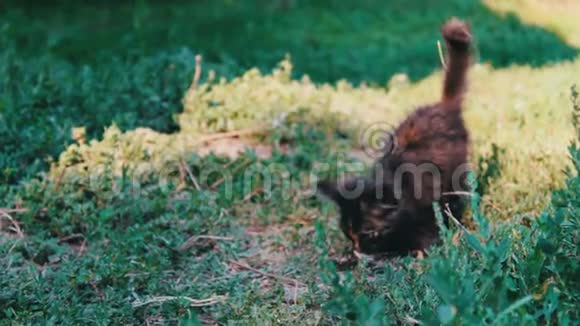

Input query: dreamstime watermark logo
[73,122,475,202]
[76,158,474,203]
[359,122,396,159]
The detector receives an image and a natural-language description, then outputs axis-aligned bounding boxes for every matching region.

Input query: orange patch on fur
[346,228,360,252]
[398,125,418,148]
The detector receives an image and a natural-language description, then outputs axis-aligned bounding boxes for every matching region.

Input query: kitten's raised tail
[441,18,472,106]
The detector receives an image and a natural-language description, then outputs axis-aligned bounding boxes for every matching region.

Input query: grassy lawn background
[0,0,578,324]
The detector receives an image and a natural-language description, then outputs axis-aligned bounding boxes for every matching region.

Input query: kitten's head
[316,177,399,253]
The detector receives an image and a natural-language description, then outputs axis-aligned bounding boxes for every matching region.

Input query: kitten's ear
[316,180,343,203]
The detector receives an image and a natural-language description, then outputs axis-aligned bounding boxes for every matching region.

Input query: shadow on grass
[3,0,578,84]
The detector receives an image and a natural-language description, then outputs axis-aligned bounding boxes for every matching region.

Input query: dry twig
[0,208,29,214]
[191,54,203,90]
[437,40,447,70]
[241,187,264,202]
[90,281,104,300]
[210,159,251,190]
[177,161,187,187]
[229,260,304,285]
[58,233,85,244]
[132,294,227,308]
[180,159,201,191]
[441,191,474,197]
[444,203,471,234]
[403,315,421,325]
[177,235,234,251]
[76,239,87,258]
[52,167,67,194]
[192,126,267,147]
[0,210,24,238]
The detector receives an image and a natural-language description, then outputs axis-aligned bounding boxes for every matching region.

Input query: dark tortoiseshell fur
[318,18,474,256]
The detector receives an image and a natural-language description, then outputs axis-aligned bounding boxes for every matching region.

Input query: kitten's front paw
[331,254,359,271]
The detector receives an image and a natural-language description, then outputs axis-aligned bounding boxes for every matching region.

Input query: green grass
[4,0,578,83]
[0,0,579,324]
[1,60,578,323]
[1,0,578,182]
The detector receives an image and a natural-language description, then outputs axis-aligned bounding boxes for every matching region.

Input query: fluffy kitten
[318,18,473,256]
